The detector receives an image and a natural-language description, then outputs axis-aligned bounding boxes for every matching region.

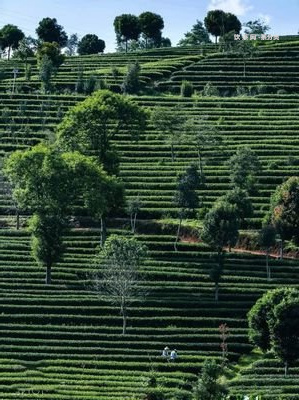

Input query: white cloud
[257,13,271,25]
[207,0,253,16]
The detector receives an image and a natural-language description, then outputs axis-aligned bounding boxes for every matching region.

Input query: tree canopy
[92,235,147,334]
[36,17,68,47]
[204,10,241,43]
[114,14,141,52]
[139,11,164,47]
[244,18,270,35]
[78,34,105,55]
[0,24,24,59]
[178,20,211,46]
[266,177,299,244]
[248,288,299,375]
[56,90,147,175]
[227,147,261,192]
[4,144,122,283]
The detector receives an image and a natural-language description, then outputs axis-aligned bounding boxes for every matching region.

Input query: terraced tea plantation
[0,41,299,399]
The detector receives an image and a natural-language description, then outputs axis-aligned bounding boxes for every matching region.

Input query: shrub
[202,82,219,96]
[180,80,194,97]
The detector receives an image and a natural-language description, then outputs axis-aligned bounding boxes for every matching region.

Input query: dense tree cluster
[248,288,299,376]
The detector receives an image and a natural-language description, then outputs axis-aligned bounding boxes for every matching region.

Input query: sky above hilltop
[0,0,298,52]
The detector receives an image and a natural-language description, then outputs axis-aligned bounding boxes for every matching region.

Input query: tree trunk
[215,36,218,44]
[198,149,203,178]
[174,216,182,251]
[284,361,288,377]
[16,209,20,230]
[100,216,107,247]
[280,239,284,260]
[125,39,128,53]
[243,59,246,77]
[8,46,11,60]
[133,212,137,234]
[171,143,174,162]
[266,249,270,280]
[121,298,127,335]
[45,264,51,285]
[215,282,219,302]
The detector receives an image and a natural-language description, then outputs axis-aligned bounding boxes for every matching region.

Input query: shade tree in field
[248,288,299,376]
[138,12,164,48]
[218,187,253,223]
[36,17,68,47]
[182,116,220,179]
[0,24,24,59]
[178,20,211,46]
[192,359,228,399]
[65,33,79,56]
[204,10,241,43]
[234,39,257,77]
[121,61,141,94]
[201,202,239,301]
[265,177,299,258]
[227,147,261,193]
[243,18,270,35]
[92,235,147,335]
[37,42,65,92]
[56,90,147,175]
[126,196,142,234]
[4,144,121,284]
[151,105,185,162]
[258,225,276,280]
[173,164,201,251]
[114,14,141,53]
[13,37,35,69]
[0,162,20,229]
[78,34,105,55]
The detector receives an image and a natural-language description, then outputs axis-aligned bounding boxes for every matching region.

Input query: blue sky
[0,0,298,52]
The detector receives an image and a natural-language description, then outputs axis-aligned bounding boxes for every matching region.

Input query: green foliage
[202,201,238,300]
[78,34,105,55]
[139,12,164,48]
[3,144,74,215]
[93,235,147,334]
[84,75,97,95]
[219,188,253,222]
[75,68,84,93]
[271,297,299,373]
[29,213,66,284]
[248,288,297,352]
[121,61,141,94]
[126,196,142,233]
[36,17,68,47]
[180,80,194,97]
[38,55,54,93]
[202,82,219,96]
[243,19,270,35]
[182,116,219,178]
[174,164,201,215]
[193,359,228,399]
[178,20,211,46]
[65,33,79,56]
[37,42,64,69]
[0,24,24,59]
[114,14,141,52]
[13,37,34,66]
[204,10,241,43]
[227,147,261,192]
[266,177,299,243]
[259,225,276,250]
[201,202,239,252]
[56,90,147,175]
[151,105,184,162]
